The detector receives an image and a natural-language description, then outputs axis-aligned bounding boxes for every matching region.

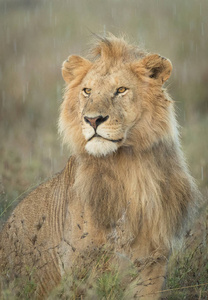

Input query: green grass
[165,212,208,299]
[48,248,131,300]
[0,0,208,299]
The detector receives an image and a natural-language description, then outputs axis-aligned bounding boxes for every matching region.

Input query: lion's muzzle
[84,115,109,130]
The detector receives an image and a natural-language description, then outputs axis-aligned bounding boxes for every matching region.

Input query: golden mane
[89,34,146,62]
[0,34,200,300]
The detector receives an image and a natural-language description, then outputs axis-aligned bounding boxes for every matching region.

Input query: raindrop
[48,147,52,159]
[182,61,187,84]
[60,144,64,156]
[56,83,61,98]
[201,166,204,181]
[3,1,7,14]
[22,55,26,67]
[48,147,53,173]
[195,44,198,56]
[181,41,185,52]
[183,111,186,123]
[6,27,10,44]
[190,40,194,53]
[173,3,176,16]
[0,66,2,82]
[24,11,30,28]
[13,40,17,54]
[49,3,53,26]
[103,25,106,36]
[23,88,26,103]
[2,91,6,107]
[158,20,162,40]
[22,83,28,103]
[56,53,61,66]
[201,22,204,36]
[189,21,194,32]
[137,33,145,49]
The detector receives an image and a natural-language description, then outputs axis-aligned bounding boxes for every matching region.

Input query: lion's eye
[82,88,91,96]
[117,87,127,94]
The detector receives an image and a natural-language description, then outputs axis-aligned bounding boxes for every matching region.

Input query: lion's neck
[69,140,195,250]
[73,149,140,229]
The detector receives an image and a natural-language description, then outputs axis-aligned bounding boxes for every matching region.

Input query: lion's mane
[0,35,200,299]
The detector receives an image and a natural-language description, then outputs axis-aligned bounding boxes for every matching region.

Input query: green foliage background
[0,0,207,298]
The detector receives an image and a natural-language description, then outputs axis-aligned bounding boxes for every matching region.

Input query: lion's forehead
[83,72,120,88]
[84,75,118,87]
[82,66,133,90]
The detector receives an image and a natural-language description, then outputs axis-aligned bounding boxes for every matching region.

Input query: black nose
[84,115,109,130]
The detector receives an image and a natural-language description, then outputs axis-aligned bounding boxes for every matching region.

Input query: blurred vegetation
[0,0,207,298]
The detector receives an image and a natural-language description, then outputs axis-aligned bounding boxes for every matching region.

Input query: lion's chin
[85,138,118,157]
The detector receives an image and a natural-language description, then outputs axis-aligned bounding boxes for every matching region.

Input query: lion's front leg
[132,254,168,300]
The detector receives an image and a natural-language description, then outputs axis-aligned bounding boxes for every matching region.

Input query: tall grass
[0,0,208,299]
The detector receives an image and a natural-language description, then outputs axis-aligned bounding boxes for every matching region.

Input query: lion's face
[60,37,172,157]
[79,66,141,156]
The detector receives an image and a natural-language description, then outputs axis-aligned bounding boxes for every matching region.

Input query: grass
[1,270,37,300]
[165,211,208,299]
[49,208,208,300]
[0,0,208,299]
[47,248,132,300]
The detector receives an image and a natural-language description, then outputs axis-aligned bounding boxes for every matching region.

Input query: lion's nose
[84,115,109,130]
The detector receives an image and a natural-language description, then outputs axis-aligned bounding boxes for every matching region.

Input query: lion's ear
[62,55,92,83]
[135,54,172,84]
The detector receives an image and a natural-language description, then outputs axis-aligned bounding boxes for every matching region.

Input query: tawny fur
[0,35,199,299]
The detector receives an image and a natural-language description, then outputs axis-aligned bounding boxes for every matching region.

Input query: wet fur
[0,35,199,299]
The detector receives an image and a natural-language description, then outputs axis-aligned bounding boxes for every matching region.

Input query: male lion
[0,35,199,299]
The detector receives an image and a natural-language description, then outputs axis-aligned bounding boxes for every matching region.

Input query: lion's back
[0,158,75,297]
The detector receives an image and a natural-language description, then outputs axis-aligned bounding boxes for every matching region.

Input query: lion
[0,34,199,299]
